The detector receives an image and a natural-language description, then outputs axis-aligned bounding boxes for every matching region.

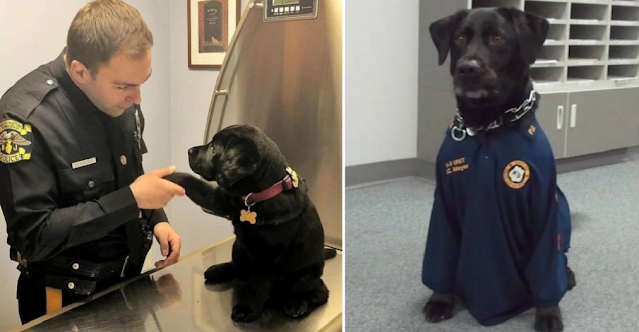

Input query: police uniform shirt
[0,50,167,266]
[421,116,572,326]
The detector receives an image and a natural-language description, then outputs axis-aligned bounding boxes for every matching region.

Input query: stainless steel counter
[9,236,343,332]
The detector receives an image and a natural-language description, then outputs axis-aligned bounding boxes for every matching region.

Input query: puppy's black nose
[456,60,484,77]
[188,148,194,156]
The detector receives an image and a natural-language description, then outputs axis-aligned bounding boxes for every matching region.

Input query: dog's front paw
[284,300,310,318]
[567,267,576,291]
[535,307,563,332]
[231,304,261,322]
[204,262,237,283]
[423,294,454,323]
[163,172,193,186]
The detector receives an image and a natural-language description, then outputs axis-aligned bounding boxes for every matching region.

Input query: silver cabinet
[565,88,639,157]
[535,92,569,158]
[535,87,639,159]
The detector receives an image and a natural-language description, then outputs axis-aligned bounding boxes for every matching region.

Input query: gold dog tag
[240,209,257,224]
[286,167,299,188]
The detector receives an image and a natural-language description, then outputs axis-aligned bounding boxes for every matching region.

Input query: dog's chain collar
[451,89,537,142]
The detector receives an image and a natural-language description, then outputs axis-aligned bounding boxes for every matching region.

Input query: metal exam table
[9,236,342,332]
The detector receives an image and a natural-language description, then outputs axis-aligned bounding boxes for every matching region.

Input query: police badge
[504,160,531,189]
[0,119,34,164]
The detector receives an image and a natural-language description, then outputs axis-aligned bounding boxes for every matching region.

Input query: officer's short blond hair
[65,0,153,76]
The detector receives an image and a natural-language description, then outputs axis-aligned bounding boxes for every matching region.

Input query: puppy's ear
[215,139,261,188]
[508,8,550,65]
[429,10,466,65]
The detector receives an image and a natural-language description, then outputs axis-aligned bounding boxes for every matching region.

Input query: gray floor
[345,153,639,332]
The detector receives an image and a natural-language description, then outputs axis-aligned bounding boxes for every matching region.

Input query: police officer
[0,0,185,324]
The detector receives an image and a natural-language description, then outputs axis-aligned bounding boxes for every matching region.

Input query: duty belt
[22,255,131,296]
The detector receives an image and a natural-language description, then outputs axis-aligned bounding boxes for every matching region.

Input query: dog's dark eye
[491,35,505,45]
[455,35,467,46]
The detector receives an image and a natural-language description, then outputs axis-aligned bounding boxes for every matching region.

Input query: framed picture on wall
[188,0,241,69]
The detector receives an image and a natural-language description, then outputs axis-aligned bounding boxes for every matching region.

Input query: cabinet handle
[557,105,564,130]
[570,104,577,128]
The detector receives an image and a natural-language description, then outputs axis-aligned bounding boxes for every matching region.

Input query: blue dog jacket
[421,116,571,326]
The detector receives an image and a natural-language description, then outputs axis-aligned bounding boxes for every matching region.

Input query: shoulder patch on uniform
[0,119,34,164]
[503,160,530,189]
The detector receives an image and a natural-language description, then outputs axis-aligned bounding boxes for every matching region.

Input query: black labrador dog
[422,7,576,332]
[164,124,336,322]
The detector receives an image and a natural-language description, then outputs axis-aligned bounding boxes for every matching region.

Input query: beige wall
[345,0,419,166]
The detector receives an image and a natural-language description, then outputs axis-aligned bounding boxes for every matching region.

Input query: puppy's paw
[163,172,192,186]
[323,248,337,260]
[567,267,576,291]
[231,304,261,322]
[284,300,310,318]
[204,262,237,283]
[423,293,454,323]
[535,307,563,332]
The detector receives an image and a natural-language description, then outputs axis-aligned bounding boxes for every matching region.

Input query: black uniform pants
[16,271,133,325]
[16,272,89,325]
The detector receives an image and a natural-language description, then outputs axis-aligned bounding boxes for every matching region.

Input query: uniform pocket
[58,162,115,200]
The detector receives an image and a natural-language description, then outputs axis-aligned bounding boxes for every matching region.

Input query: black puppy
[421,7,576,332]
[165,124,336,322]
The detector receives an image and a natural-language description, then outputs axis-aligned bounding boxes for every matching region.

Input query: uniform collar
[48,49,104,117]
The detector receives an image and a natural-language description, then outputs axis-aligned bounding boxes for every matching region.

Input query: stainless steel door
[203,0,343,247]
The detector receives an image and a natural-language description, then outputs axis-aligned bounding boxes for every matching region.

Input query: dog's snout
[188,148,195,156]
[456,59,485,77]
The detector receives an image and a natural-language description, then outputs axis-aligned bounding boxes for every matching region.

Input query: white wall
[0,1,252,330]
[344,0,419,167]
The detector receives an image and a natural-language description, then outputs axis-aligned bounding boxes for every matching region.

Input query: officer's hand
[153,222,181,268]
[130,166,186,209]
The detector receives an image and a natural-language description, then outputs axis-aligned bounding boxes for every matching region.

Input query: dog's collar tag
[240,193,258,224]
[286,167,299,188]
[240,209,257,224]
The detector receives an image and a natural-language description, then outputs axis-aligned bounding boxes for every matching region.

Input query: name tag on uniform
[71,157,96,169]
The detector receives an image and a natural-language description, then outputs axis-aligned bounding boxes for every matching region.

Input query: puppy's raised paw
[423,293,454,323]
[163,172,192,186]
[231,304,261,322]
[204,262,237,284]
[535,307,563,332]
